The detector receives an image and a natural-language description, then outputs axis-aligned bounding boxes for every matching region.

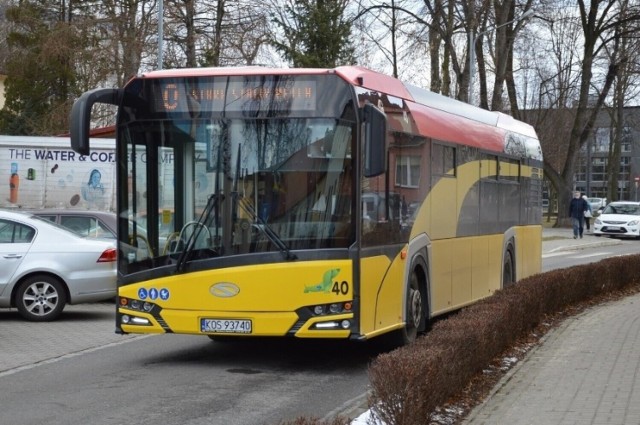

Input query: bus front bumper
[116,306,354,339]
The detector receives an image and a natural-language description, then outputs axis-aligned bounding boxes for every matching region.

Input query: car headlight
[628,220,639,226]
[595,218,602,225]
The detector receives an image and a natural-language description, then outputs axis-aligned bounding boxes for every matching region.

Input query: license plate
[608,226,620,231]
[201,318,252,334]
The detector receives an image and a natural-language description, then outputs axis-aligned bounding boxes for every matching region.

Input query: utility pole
[158,0,164,70]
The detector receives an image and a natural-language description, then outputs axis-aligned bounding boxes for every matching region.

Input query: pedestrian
[582,194,593,233]
[569,191,589,239]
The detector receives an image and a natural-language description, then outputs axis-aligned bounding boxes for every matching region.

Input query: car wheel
[15,275,67,321]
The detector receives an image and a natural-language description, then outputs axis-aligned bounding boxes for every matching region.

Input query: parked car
[0,210,117,321]
[593,201,640,239]
[588,197,607,212]
[26,209,117,240]
[27,208,154,258]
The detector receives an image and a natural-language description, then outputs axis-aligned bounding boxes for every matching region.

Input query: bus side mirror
[363,103,386,177]
[70,88,121,155]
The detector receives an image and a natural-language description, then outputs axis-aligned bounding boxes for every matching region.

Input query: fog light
[340,320,350,329]
[131,317,150,325]
[313,305,324,315]
[315,321,339,329]
[122,315,130,324]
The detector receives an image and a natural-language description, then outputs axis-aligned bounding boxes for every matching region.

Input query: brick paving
[463,290,640,425]
[0,302,144,376]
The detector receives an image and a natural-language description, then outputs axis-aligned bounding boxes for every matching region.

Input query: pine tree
[272,0,355,68]
[0,1,80,135]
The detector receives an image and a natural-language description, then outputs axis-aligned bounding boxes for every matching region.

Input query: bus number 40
[332,281,349,295]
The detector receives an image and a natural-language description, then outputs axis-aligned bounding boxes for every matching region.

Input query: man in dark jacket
[569,191,589,239]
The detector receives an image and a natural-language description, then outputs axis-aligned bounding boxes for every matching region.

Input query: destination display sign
[153,78,317,114]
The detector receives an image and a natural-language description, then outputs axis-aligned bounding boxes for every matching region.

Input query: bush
[367,254,640,425]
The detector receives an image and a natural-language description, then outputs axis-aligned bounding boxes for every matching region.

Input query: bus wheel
[503,248,515,287]
[392,268,426,346]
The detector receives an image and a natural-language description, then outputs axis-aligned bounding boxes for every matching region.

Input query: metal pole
[158,0,164,70]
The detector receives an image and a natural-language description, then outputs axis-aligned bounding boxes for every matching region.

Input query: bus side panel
[515,225,542,280]
[373,251,406,333]
[471,236,492,299]
[428,176,458,240]
[451,238,472,306]
[359,255,391,335]
[431,234,504,315]
[430,240,452,313]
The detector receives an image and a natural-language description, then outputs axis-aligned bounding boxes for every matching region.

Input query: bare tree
[97,0,158,84]
[532,0,640,226]
[161,1,270,68]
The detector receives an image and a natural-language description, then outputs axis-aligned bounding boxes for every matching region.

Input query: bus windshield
[121,114,355,274]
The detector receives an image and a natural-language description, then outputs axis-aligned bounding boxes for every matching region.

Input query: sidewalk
[462,227,640,425]
[540,225,623,254]
[463,290,640,425]
[350,227,636,425]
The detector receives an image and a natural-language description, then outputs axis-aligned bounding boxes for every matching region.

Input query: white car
[588,197,607,212]
[593,201,640,239]
[0,209,117,321]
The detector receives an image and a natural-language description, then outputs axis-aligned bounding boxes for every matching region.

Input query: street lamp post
[158,0,164,70]
[468,9,534,105]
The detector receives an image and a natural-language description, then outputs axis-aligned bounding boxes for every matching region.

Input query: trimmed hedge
[367,254,640,425]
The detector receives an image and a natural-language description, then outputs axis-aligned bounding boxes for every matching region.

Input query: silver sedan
[0,209,116,321]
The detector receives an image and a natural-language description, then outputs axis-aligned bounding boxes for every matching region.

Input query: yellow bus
[70,66,542,345]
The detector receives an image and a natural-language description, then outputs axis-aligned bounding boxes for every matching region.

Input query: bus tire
[503,246,515,288]
[392,260,428,346]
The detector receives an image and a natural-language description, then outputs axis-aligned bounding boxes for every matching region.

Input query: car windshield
[602,204,640,215]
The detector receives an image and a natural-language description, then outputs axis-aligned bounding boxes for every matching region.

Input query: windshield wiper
[236,198,297,261]
[175,193,220,272]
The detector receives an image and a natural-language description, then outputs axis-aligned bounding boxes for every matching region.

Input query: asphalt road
[1,231,637,425]
[0,303,388,425]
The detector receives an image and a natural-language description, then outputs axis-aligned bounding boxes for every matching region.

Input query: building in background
[573,107,640,202]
